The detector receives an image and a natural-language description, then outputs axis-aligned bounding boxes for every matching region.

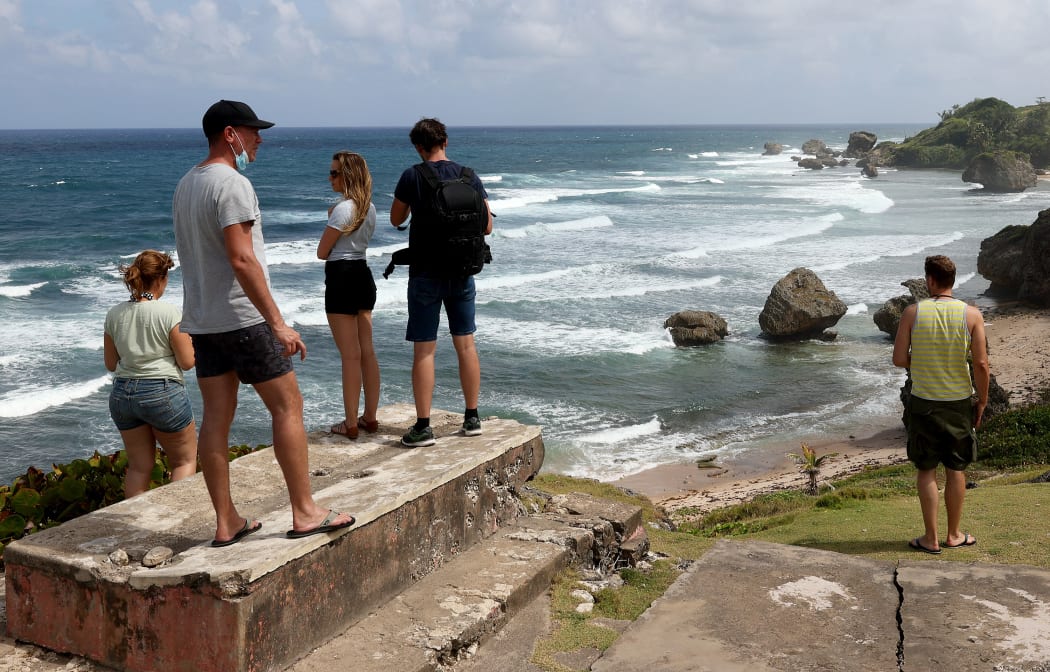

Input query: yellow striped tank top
[909,297,973,401]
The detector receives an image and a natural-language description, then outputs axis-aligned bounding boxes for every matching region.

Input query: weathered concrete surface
[593,540,1050,671]
[286,521,585,672]
[899,561,1050,669]
[4,405,543,672]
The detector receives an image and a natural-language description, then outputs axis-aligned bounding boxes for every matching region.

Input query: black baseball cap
[202,100,275,138]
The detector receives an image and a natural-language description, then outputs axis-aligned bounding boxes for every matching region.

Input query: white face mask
[229,130,249,171]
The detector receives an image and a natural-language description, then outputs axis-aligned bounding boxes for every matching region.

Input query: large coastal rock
[977,209,1050,306]
[962,151,1038,192]
[797,157,825,170]
[664,310,728,346]
[762,142,783,156]
[977,225,1028,293]
[758,268,848,339]
[801,139,828,155]
[873,278,929,337]
[845,131,877,158]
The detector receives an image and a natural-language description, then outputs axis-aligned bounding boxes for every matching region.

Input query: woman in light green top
[104,250,198,497]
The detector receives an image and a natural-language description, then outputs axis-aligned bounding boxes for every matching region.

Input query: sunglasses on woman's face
[329,170,340,178]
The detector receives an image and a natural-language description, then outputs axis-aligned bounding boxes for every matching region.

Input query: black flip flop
[211,518,262,547]
[908,537,941,555]
[286,510,356,539]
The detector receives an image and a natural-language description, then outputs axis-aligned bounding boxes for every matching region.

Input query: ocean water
[1,125,1047,485]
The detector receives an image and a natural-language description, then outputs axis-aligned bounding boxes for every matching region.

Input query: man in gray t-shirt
[173,100,354,546]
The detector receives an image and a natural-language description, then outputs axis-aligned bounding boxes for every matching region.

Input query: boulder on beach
[663,310,728,346]
[873,278,929,337]
[962,150,1038,192]
[758,268,847,339]
[762,142,783,156]
[977,208,1050,306]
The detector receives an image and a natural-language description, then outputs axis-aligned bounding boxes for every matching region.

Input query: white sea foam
[0,355,19,366]
[480,174,503,183]
[846,303,868,315]
[767,178,894,214]
[480,317,673,357]
[809,231,965,273]
[265,239,320,266]
[0,282,47,298]
[493,215,614,239]
[617,171,646,176]
[487,184,662,211]
[578,417,662,444]
[480,272,722,305]
[0,375,111,418]
[652,147,673,152]
[266,209,326,225]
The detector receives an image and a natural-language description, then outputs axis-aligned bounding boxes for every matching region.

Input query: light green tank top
[909,298,973,401]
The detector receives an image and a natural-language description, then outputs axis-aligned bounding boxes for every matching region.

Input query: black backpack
[401,162,491,278]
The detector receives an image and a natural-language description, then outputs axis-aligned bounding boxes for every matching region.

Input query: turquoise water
[1,125,1047,484]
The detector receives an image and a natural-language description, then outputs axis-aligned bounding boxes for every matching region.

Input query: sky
[1,0,1048,130]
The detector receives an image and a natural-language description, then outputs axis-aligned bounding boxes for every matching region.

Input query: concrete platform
[4,405,543,672]
[592,539,1050,671]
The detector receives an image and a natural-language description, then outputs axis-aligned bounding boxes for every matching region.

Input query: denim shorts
[109,378,194,432]
[191,322,293,385]
[406,274,477,342]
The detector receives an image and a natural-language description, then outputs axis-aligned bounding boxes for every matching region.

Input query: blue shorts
[191,322,293,385]
[405,275,477,342]
[109,378,194,433]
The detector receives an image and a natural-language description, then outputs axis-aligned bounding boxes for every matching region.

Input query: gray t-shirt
[326,199,377,261]
[104,300,184,381]
[173,164,269,334]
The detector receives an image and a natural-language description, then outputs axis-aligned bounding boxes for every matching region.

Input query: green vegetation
[0,444,266,563]
[527,398,1050,671]
[886,96,1050,169]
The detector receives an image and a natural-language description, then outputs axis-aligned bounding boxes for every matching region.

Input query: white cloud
[1,0,1049,127]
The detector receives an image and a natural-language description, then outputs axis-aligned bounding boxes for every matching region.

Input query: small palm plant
[787,443,839,495]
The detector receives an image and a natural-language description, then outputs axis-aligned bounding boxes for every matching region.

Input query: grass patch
[525,420,1050,671]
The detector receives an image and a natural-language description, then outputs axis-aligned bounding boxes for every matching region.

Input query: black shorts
[904,396,977,471]
[191,322,293,385]
[325,259,377,315]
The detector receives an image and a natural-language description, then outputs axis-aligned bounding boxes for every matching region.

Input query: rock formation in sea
[873,278,929,337]
[758,268,847,340]
[845,131,877,158]
[962,150,1038,192]
[663,310,728,346]
[801,139,828,156]
[977,208,1050,306]
[762,142,783,156]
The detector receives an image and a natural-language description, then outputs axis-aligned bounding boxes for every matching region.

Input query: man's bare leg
[197,372,247,542]
[253,370,352,532]
[452,333,480,410]
[915,467,941,551]
[943,467,969,546]
[412,341,438,420]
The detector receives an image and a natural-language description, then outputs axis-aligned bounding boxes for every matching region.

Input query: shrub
[977,404,1050,467]
[0,444,266,564]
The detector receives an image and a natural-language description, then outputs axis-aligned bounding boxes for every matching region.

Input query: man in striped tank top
[893,255,989,555]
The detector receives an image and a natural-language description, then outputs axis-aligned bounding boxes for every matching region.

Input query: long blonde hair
[332,151,373,235]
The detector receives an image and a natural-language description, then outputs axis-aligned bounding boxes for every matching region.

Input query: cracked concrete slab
[593,540,1050,672]
[899,561,1050,670]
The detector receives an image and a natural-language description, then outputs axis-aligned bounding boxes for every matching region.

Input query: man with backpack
[390,118,493,447]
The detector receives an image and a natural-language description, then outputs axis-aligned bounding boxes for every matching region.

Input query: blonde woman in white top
[317,151,380,440]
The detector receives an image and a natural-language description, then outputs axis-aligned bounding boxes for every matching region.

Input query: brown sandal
[357,417,379,433]
[330,420,358,440]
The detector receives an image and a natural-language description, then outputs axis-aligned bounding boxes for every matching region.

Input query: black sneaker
[401,426,435,447]
[461,416,482,436]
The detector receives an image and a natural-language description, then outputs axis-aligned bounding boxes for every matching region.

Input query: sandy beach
[614,304,1050,517]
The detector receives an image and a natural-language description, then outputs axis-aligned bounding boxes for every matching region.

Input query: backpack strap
[414,162,442,190]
